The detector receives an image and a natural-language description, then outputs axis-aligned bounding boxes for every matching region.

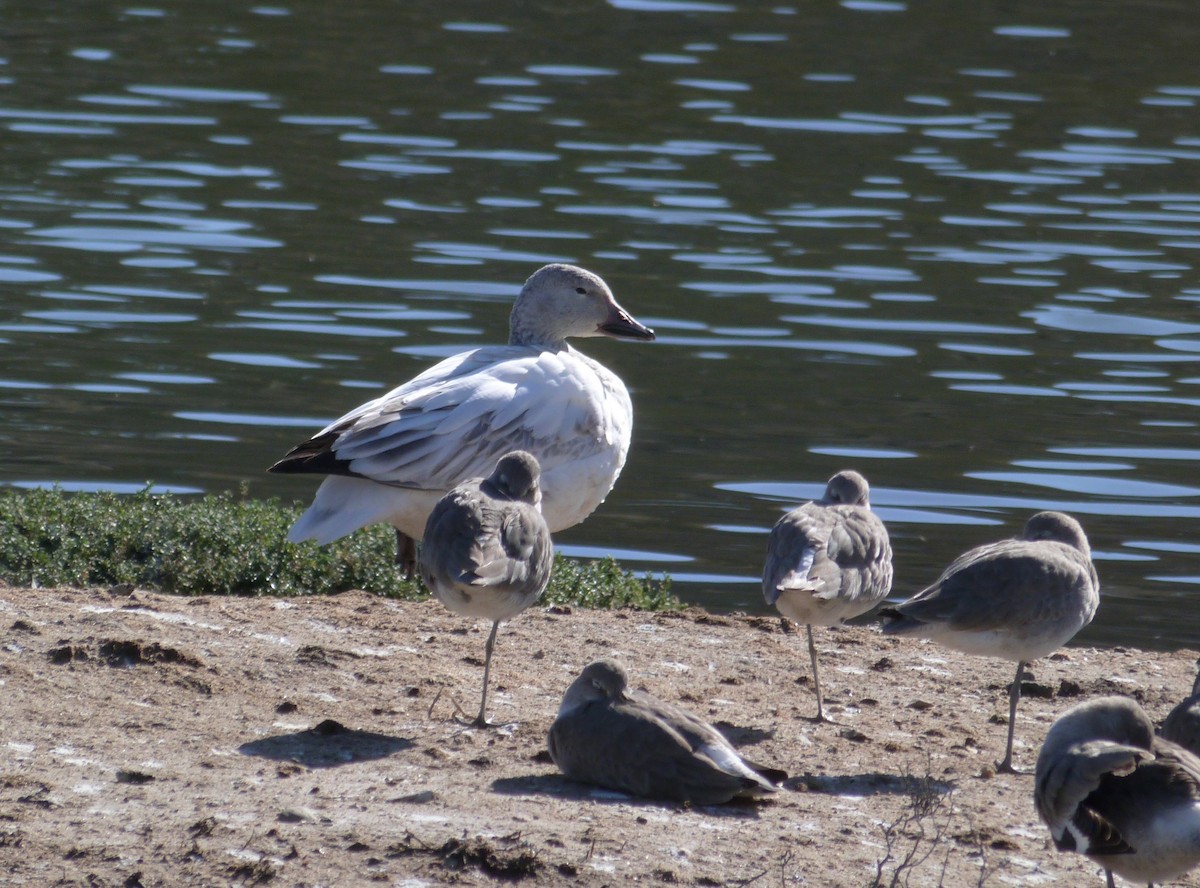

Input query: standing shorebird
[548,659,785,805]
[269,263,654,575]
[880,511,1100,773]
[1160,661,1200,756]
[419,450,553,728]
[1035,695,1200,887]
[762,470,893,722]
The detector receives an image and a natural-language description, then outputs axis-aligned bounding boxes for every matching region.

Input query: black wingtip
[267,430,358,477]
[752,764,790,786]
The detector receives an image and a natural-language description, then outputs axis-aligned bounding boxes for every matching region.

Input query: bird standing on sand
[1160,662,1200,757]
[419,450,553,728]
[548,659,786,805]
[880,511,1099,773]
[269,263,654,574]
[762,470,893,722]
[1035,695,1200,887]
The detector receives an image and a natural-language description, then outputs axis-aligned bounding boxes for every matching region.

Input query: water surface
[5,0,1200,649]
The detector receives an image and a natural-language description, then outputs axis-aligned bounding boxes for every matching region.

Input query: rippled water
[5,0,1200,649]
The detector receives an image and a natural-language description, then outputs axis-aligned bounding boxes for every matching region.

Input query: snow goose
[269,264,654,573]
[880,511,1100,773]
[762,470,893,722]
[548,659,785,805]
[1035,695,1200,887]
[419,450,553,727]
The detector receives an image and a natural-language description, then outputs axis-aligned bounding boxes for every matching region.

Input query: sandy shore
[1,583,1197,887]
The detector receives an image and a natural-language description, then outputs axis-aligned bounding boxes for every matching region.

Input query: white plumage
[270,264,654,570]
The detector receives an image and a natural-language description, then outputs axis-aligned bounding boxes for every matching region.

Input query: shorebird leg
[467,620,502,729]
[394,530,418,580]
[806,624,832,723]
[996,659,1026,774]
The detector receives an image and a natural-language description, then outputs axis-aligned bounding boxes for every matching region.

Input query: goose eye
[591,679,604,690]
[575,287,586,295]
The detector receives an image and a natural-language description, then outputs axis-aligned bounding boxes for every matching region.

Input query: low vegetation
[0,486,677,610]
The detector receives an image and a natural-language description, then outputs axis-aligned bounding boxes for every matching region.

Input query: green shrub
[0,487,677,611]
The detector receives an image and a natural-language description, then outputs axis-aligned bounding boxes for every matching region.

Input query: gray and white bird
[548,659,786,805]
[1160,662,1200,757]
[269,263,654,575]
[1035,695,1200,887]
[419,450,553,727]
[762,470,893,722]
[881,511,1100,773]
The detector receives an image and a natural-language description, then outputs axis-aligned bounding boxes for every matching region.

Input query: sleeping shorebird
[419,450,552,727]
[762,470,893,721]
[269,263,653,575]
[548,659,786,805]
[1035,695,1200,887]
[881,510,1099,773]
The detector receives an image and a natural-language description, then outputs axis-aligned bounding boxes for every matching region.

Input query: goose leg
[394,529,418,580]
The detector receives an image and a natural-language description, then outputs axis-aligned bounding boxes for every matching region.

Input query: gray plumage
[419,450,553,727]
[548,659,786,805]
[762,470,893,721]
[1035,696,1200,887]
[881,511,1100,772]
[1160,663,1200,758]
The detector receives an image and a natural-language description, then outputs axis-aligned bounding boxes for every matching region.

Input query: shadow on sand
[238,718,413,768]
[491,772,770,818]
[789,771,955,797]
